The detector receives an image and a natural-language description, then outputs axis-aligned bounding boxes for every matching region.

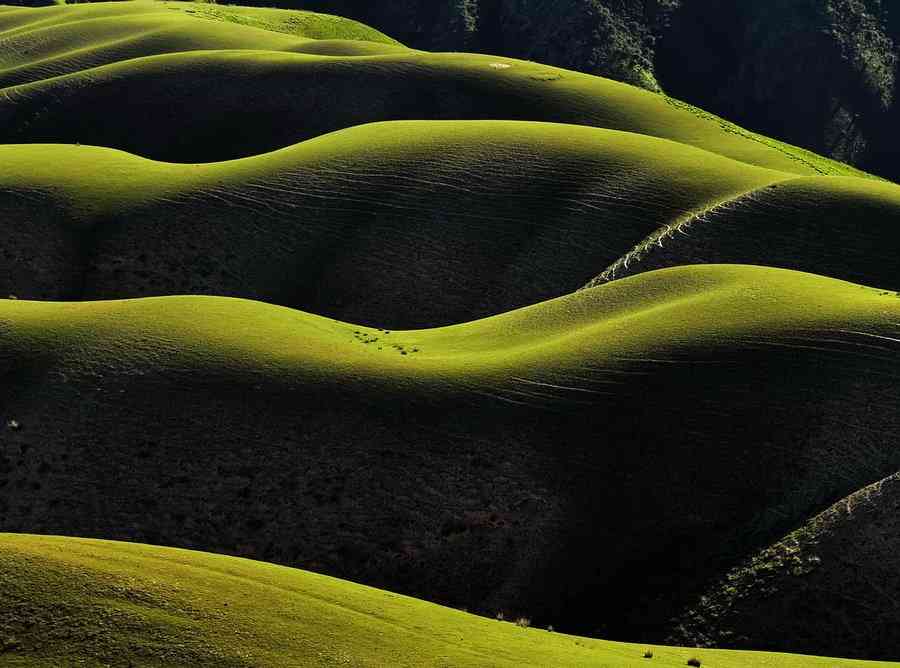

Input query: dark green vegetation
[655,1,900,181]
[1,2,900,665]
[669,472,900,659]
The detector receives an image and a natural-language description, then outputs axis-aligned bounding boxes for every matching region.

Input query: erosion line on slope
[580,178,800,287]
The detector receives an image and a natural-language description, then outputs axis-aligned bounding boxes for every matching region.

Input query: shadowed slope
[0,2,870,174]
[667,472,900,661]
[0,535,892,668]
[584,176,900,291]
[0,122,789,327]
[3,122,899,327]
[1,266,898,646]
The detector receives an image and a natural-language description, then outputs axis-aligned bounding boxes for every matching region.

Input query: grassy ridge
[2,2,899,661]
[1,266,898,640]
[0,2,871,174]
[2,533,893,667]
[3,121,899,327]
[5,264,897,382]
[0,122,790,326]
[0,2,402,88]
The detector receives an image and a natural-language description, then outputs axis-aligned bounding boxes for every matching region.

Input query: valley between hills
[0,2,899,666]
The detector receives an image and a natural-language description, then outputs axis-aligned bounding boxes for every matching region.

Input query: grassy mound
[0,2,869,174]
[3,122,899,327]
[0,122,790,327]
[667,473,900,661]
[1,534,893,668]
[1,265,898,643]
[0,2,401,88]
[3,2,899,660]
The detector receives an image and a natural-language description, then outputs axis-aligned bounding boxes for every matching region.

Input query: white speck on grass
[489,62,511,69]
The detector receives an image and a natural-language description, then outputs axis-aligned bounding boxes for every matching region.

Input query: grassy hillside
[2,2,900,662]
[0,122,786,326]
[2,122,899,328]
[2,534,895,668]
[0,2,871,175]
[585,174,900,290]
[0,2,401,87]
[1,265,898,646]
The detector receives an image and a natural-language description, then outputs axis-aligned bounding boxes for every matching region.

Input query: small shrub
[495,611,505,621]
[515,617,531,628]
[687,659,702,667]
[643,649,654,658]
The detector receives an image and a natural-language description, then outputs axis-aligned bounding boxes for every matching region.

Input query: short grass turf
[0,1,402,88]
[0,121,790,326]
[1,265,899,648]
[1,534,895,668]
[1,121,898,327]
[0,2,871,175]
[3,263,897,390]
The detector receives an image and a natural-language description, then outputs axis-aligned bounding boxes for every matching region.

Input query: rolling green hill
[0,123,787,326]
[2,2,900,663]
[0,2,872,175]
[2,122,899,328]
[1,265,898,650]
[2,533,895,667]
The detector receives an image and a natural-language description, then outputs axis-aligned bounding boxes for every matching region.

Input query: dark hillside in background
[187,0,897,182]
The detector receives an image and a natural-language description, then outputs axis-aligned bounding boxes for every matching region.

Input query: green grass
[3,264,897,383]
[0,0,399,44]
[0,532,896,667]
[585,173,900,289]
[1,2,899,661]
[1,120,898,327]
[0,1,872,175]
[1,265,897,652]
[159,2,403,44]
[0,1,402,89]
